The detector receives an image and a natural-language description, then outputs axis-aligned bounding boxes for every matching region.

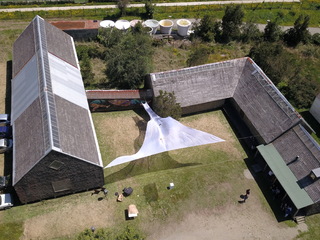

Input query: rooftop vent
[310,168,320,181]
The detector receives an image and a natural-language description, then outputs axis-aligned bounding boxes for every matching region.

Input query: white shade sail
[105,102,224,168]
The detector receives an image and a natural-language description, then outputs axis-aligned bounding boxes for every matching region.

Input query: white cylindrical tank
[144,19,159,35]
[159,19,174,35]
[144,26,153,35]
[177,19,191,37]
[130,19,142,28]
[115,20,130,31]
[99,20,115,28]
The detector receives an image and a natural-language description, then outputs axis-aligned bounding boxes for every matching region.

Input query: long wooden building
[11,16,104,203]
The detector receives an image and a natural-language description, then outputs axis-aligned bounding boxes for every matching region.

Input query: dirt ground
[21,196,117,240]
[146,204,307,240]
[146,170,308,240]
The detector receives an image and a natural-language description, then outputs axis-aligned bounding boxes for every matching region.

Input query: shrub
[187,44,211,67]
[192,15,219,42]
[153,90,182,120]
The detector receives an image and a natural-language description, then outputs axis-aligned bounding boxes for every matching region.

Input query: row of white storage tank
[99,19,192,37]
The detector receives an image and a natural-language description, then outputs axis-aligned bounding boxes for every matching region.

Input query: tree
[144,0,156,19]
[153,90,182,120]
[312,33,320,45]
[248,42,300,85]
[192,15,218,42]
[105,32,153,89]
[241,22,262,43]
[79,51,95,87]
[97,28,124,48]
[263,20,282,42]
[117,0,129,16]
[279,75,319,109]
[283,15,311,47]
[221,5,244,42]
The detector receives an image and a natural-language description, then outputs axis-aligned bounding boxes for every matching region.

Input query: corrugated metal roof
[50,53,88,110]
[86,89,153,100]
[11,55,39,122]
[257,144,314,209]
[50,20,100,30]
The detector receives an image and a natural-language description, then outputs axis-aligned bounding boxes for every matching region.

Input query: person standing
[243,189,250,203]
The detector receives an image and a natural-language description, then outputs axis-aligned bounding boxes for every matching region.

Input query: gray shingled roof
[149,58,319,204]
[272,125,320,203]
[12,16,102,185]
[149,57,301,144]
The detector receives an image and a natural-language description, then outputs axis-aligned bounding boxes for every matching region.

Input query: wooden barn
[11,16,104,203]
[147,58,320,217]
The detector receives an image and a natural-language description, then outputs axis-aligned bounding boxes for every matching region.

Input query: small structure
[130,19,142,28]
[310,94,320,124]
[99,20,115,28]
[159,19,174,35]
[50,19,99,41]
[177,19,192,37]
[128,204,139,218]
[144,19,159,35]
[86,89,153,112]
[115,20,130,31]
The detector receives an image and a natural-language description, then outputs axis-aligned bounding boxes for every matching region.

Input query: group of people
[281,202,293,218]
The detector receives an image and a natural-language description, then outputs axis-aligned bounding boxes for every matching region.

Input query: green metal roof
[257,144,314,209]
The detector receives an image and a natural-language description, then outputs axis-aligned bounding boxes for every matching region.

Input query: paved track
[0,0,301,12]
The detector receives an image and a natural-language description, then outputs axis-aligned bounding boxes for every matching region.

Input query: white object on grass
[105,102,224,168]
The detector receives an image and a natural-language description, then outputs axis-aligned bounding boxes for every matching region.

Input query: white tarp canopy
[105,102,224,168]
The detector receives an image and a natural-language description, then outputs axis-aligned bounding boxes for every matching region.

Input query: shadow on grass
[104,153,200,184]
[144,182,159,203]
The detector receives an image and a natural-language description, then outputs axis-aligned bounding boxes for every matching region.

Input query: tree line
[190,6,319,109]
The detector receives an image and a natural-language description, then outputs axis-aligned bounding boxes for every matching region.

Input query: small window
[49,160,64,170]
[52,179,72,193]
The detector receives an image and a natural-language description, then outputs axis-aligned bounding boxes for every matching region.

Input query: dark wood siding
[14,151,104,203]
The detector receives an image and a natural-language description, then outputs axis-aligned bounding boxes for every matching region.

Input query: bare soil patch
[146,189,307,240]
[22,196,116,240]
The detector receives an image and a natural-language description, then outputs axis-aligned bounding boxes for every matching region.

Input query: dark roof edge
[13,148,51,186]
